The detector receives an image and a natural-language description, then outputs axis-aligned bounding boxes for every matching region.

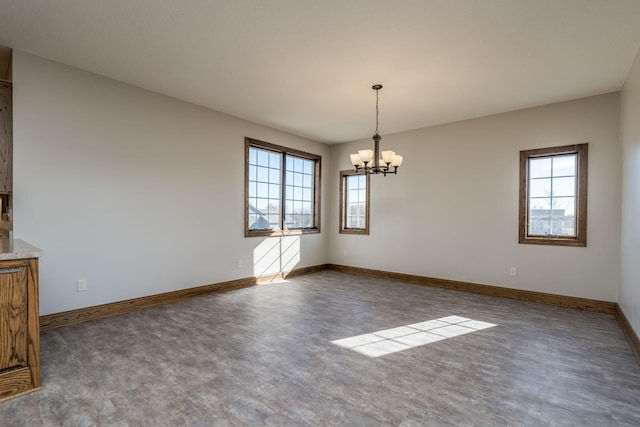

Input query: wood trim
[519,143,588,247]
[39,264,328,331]
[339,170,370,235]
[326,264,616,314]
[26,258,39,388]
[615,304,640,365]
[244,137,322,237]
[38,262,638,367]
[40,278,257,330]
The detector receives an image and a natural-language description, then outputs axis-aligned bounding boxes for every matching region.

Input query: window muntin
[245,138,320,237]
[519,144,587,247]
[339,170,369,235]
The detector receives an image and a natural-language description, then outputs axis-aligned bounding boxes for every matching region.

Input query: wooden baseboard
[615,304,640,365]
[39,264,327,331]
[326,264,617,314]
[40,262,628,348]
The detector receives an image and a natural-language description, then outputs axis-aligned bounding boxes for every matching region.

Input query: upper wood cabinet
[0,81,12,194]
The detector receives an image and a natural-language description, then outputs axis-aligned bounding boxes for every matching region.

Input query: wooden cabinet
[0,81,12,237]
[0,81,11,194]
[0,258,39,401]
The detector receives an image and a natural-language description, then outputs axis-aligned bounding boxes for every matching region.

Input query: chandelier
[350,84,403,175]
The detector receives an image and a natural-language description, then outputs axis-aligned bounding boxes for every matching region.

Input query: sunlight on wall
[331,315,497,358]
[253,235,301,280]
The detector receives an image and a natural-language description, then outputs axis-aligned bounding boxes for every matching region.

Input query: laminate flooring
[2,271,639,426]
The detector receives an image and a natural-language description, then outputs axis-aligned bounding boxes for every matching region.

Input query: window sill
[245,228,320,238]
[339,229,369,235]
[519,236,586,247]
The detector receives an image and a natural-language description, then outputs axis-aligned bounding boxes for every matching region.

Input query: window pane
[257,183,268,198]
[530,158,551,178]
[257,150,269,166]
[552,155,576,177]
[256,198,269,211]
[530,197,551,210]
[553,196,575,216]
[552,176,575,197]
[257,166,269,182]
[530,178,551,197]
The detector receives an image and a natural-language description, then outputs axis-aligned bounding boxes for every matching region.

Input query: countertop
[0,239,43,260]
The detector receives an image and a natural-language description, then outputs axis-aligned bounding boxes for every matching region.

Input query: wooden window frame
[519,143,588,247]
[339,170,370,235]
[245,137,321,237]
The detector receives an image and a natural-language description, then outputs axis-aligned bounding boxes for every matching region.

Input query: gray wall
[620,46,640,337]
[329,93,621,302]
[12,51,330,315]
[12,50,627,317]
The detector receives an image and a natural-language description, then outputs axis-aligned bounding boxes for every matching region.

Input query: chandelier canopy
[350,84,403,175]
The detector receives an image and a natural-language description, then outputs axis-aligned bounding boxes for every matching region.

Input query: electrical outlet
[237,259,243,268]
[509,267,518,277]
[343,249,348,256]
[77,279,87,292]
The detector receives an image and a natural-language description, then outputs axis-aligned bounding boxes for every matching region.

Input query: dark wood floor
[3,271,640,426]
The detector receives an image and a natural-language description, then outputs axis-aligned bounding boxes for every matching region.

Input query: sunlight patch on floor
[331,315,497,358]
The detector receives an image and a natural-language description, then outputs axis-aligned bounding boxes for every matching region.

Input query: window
[245,137,321,237]
[519,144,588,246]
[339,170,369,235]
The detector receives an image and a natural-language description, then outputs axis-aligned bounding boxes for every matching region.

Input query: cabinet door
[0,266,27,371]
[0,83,11,193]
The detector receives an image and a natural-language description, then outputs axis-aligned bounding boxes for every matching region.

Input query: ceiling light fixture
[350,84,403,175]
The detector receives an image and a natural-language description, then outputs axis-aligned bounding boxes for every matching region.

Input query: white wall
[12,51,330,315]
[329,93,621,302]
[620,47,640,336]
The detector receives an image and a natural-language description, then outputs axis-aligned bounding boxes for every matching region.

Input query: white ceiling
[1,0,640,144]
